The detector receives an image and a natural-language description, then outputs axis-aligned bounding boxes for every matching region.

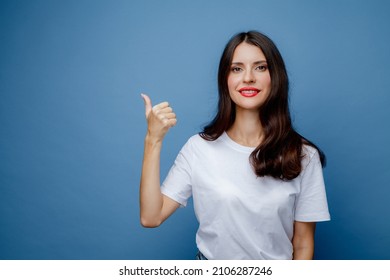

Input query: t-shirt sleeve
[295,149,331,222]
[161,138,193,207]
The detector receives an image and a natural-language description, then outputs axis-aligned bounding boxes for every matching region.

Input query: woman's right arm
[139,94,180,227]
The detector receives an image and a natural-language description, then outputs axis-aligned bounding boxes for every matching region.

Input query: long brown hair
[200,31,325,180]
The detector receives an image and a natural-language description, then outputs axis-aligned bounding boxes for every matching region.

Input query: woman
[139,31,330,260]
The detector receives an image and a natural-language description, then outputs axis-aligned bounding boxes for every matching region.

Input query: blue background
[1,0,389,260]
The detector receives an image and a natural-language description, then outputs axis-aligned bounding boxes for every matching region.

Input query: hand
[141,93,177,142]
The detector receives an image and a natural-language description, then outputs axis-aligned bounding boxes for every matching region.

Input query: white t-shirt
[161,132,330,260]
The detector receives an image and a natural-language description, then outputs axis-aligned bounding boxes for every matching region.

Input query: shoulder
[188,133,204,143]
[186,133,221,146]
[300,144,323,174]
[302,144,318,160]
[179,134,207,152]
[180,133,222,156]
[302,144,322,166]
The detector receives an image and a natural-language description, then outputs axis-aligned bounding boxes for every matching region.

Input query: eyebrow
[231,60,267,65]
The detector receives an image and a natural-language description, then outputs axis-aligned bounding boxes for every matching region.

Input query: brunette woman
[139,31,330,260]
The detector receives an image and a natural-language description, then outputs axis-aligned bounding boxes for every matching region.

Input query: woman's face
[227,42,271,112]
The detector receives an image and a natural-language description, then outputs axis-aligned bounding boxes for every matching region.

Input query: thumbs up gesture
[141,93,177,142]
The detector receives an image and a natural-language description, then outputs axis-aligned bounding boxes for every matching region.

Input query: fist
[141,93,177,140]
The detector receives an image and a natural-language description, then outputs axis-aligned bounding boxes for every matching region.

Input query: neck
[227,108,263,147]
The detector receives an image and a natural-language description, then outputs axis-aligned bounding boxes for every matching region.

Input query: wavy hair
[200,31,325,180]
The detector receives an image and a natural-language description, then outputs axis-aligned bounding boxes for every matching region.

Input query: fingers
[164,112,176,119]
[153,101,170,111]
[140,93,177,132]
[141,93,152,117]
[155,107,173,115]
[150,101,176,125]
[156,110,177,127]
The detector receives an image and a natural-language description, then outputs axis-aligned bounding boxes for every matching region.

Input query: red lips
[238,87,260,97]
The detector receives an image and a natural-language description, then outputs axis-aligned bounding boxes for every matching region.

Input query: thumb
[140,93,152,117]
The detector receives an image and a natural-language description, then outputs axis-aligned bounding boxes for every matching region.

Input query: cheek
[262,73,272,88]
[227,75,239,91]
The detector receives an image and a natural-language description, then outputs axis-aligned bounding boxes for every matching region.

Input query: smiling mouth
[239,87,260,97]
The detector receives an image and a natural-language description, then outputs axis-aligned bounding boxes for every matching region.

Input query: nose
[244,70,255,83]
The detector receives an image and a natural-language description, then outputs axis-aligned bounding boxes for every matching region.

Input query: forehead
[232,42,266,62]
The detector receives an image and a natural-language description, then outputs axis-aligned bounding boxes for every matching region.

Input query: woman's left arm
[292,221,316,260]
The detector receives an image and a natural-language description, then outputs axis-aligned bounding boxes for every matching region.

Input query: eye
[231,66,242,73]
[256,64,268,71]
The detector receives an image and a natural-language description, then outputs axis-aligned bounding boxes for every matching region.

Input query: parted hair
[200,31,325,180]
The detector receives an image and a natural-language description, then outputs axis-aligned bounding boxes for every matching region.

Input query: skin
[226,42,271,147]
[228,43,271,114]
[139,42,316,259]
[292,221,316,259]
[139,94,180,227]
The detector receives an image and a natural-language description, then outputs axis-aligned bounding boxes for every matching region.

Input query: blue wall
[1,0,389,260]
